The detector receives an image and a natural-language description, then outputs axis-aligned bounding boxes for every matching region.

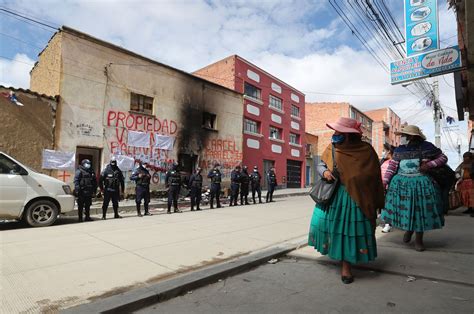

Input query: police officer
[189,167,203,211]
[74,159,97,222]
[207,163,222,209]
[240,165,250,205]
[165,163,182,214]
[99,156,125,219]
[250,165,262,204]
[130,161,152,217]
[230,165,241,206]
[266,167,277,203]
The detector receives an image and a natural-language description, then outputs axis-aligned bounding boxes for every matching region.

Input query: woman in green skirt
[381,125,446,251]
[309,117,384,284]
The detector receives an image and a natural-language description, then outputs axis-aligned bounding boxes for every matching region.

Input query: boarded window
[130,92,153,115]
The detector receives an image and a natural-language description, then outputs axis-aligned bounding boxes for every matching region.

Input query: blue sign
[405,0,439,57]
[390,46,462,85]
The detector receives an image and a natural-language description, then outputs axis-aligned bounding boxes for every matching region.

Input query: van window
[0,154,17,174]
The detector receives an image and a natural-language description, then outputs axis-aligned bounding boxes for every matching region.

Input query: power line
[0,7,58,31]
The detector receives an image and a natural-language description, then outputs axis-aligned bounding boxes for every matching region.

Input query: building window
[244,82,261,100]
[130,92,153,115]
[291,105,300,117]
[202,112,217,130]
[269,95,283,111]
[289,133,300,144]
[350,109,356,119]
[244,118,259,134]
[269,126,282,140]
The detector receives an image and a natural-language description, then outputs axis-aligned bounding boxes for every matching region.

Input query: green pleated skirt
[308,185,377,264]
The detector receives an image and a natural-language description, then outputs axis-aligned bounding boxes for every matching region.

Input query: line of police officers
[74,158,278,222]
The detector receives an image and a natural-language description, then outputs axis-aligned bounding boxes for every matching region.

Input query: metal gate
[286,160,302,188]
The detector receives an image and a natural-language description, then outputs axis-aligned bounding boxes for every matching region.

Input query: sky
[0,0,467,166]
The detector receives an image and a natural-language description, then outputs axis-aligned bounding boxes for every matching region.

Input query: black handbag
[309,145,339,205]
[426,165,456,189]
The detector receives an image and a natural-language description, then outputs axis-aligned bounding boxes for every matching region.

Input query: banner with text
[405,0,439,57]
[42,149,76,170]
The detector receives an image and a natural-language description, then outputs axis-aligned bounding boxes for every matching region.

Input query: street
[1,195,313,312]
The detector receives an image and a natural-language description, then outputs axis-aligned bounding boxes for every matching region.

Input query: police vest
[241,173,250,184]
[251,173,261,185]
[168,170,181,186]
[136,169,151,186]
[211,171,222,184]
[268,174,277,184]
[79,168,95,191]
[105,170,121,189]
[231,171,241,184]
[192,175,203,188]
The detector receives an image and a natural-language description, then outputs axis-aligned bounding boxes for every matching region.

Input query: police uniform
[266,170,277,203]
[130,164,152,216]
[250,168,263,204]
[188,170,203,211]
[207,168,222,209]
[230,168,241,206]
[240,167,250,205]
[74,160,97,222]
[165,165,182,213]
[99,162,125,219]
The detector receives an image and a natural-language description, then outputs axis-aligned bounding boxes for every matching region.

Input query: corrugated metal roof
[0,85,58,101]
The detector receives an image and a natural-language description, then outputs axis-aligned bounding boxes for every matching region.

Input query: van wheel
[24,200,59,227]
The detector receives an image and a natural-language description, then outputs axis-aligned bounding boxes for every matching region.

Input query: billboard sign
[390,45,462,84]
[405,0,439,57]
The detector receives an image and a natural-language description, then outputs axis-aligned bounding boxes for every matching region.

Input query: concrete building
[30,26,244,192]
[304,133,318,187]
[194,55,306,188]
[365,108,401,157]
[305,102,373,154]
[0,86,57,174]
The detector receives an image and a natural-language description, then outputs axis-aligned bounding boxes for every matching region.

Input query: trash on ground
[187,291,193,294]
[406,276,416,282]
[268,258,279,264]
[386,302,396,307]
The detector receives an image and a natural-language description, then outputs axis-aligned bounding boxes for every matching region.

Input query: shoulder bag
[309,145,339,205]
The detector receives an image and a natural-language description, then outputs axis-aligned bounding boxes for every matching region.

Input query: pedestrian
[207,163,223,209]
[99,156,124,220]
[240,165,250,205]
[266,167,277,203]
[454,152,474,216]
[250,166,263,204]
[74,159,97,222]
[165,162,182,214]
[308,117,384,284]
[189,167,203,211]
[230,165,241,206]
[130,161,152,217]
[380,144,395,233]
[382,125,447,252]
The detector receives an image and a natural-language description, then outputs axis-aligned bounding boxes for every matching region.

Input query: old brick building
[305,102,373,154]
[194,55,306,188]
[365,108,401,157]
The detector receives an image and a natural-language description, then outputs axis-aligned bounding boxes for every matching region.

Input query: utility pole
[432,79,441,148]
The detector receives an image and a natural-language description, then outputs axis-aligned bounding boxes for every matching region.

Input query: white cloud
[0,53,33,88]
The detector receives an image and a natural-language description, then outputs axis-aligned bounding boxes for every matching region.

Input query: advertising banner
[390,45,462,84]
[405,0,439,57]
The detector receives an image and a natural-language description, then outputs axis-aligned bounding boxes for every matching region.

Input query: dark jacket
[240,170,250,187]
[99,165,125,193]
[207,169,222,185]
[74,166,97,196]
[267,171,277,187]
[231,170,241,185]
[189,173,203,189]
[130,166,151,187]
[250,171,262,187]
[165,169,181,188]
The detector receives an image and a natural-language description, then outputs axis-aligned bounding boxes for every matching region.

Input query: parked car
[0,152,75,227]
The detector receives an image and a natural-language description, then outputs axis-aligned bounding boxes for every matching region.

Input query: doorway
[262,159,275,190]
[286,159,302,188]
[76,147,101,178]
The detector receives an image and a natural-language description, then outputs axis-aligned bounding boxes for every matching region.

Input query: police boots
[136,205,143,217]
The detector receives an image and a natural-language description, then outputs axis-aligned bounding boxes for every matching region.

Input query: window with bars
[289,133,300,144]
[244,82,261,99]
[244,118,259,134]
[291,105,300,117]
[130,92,154,115]
[269,126,282,140]
[269,95,283,111]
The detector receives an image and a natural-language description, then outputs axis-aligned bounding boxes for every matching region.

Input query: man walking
[189,167,203,211]
[74,159,97,222]
[266,167,277,203]
[230,165,241,206]
[165,162,182,214]
[130,161,152,217]
[240,165,250,205]
[207,163,223,209]
[250,165,262,204]
[99,156,124,219]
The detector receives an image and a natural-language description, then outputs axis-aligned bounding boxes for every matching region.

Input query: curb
[62,239,307,313]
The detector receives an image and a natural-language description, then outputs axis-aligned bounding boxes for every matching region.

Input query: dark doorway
[178,153,198,175]
[262,159,275,190]
[286,160,302,188]
[76,147,101,178]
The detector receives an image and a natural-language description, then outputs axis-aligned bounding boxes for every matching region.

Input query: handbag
[309,145,339,205]
[426,165,456,189]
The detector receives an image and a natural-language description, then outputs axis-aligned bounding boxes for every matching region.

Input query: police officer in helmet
[250,165,263,204]
[165,162,182,214]
[130,160,152,217]
[266,167,277,203]
[230,165,241,206]
[74,159,97,222]
[188,167,203,211]
[99,156,125,219]
[207,162,222,209]
[240,165,250,205]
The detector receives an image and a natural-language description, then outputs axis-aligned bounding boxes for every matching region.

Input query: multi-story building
[194,55,306,188]
[305,102,373,154]
[365,108,402,157]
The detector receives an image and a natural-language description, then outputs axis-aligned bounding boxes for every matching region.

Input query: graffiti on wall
[199,138,243,177]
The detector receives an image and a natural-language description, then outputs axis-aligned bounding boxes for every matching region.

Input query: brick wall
[30,32,62,96]
[193,56,236,90]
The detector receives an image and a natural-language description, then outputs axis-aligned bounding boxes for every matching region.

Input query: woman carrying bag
[308,117,384,284]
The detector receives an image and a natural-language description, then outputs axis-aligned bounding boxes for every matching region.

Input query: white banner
[128,131,150,148]
[42,149,75,170]
[154,134,174,150]
[115,155,135,171]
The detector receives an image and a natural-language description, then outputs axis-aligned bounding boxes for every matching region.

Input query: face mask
[331,134,346,144]
[111,162,117,167]
[400,136,409,145]
[381,151,387,159]
[84,163,91,169]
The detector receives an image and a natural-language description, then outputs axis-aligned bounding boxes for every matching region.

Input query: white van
[0,152,75,227]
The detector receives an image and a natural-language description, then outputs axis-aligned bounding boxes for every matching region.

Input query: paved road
[137,211,474,314]
[1,195,313,313]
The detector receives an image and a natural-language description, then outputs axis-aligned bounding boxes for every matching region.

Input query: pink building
[365,108,401,157]
[194,55,306,188]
